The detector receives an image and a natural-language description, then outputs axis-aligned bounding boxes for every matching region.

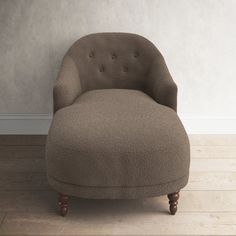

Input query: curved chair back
[67,33,161,91]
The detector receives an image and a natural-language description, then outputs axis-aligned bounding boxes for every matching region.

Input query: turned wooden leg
[167,191,179,215]
[58,193,69,217]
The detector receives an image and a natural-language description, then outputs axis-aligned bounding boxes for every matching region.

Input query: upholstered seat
[47,89,189,199]
[46,33,190,216]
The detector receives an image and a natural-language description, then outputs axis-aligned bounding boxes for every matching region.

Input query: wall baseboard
[0,114,236,134]
[180,116,236,134]
[0,114,52,135]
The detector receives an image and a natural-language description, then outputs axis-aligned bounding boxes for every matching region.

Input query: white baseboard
[0,114,52,135]
[180,116,236,134]
[0,114,236,134]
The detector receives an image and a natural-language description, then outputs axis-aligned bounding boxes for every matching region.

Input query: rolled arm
[145,56,177,111]
[53,55,82,112]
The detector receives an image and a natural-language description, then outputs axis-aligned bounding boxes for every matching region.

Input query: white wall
[0,0,236,134]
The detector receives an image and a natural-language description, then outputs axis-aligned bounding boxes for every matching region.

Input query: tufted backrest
[67,33,161,92]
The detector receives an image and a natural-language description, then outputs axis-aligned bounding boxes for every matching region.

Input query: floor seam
[0,212,7,228]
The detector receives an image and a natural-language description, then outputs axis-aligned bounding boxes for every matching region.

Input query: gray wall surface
[0,0,236,118]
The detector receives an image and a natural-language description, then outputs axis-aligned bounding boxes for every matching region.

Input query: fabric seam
[48,173,189,189]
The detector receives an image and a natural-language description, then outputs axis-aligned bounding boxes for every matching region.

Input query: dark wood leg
[167,191,179,215]
[58,193,69,217]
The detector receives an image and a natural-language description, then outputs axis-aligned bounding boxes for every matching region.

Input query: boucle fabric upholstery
[46,33,190,199]
[53,33,177,112]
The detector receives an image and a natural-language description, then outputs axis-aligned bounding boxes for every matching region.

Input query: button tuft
[99,65,105,72]
[134,52,139,58]
[89,51,94,58]
[123,66,128,72]
[111,53,117,60]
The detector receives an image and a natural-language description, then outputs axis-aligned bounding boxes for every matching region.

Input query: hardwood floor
[0,135,236,235]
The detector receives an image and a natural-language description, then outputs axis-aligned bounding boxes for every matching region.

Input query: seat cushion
[46,89,190,198]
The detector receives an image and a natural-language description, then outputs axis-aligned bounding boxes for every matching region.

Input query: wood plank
[0,159,45,173]
[0,146,45,159]
[0,191,55,212]
[0,172,50,190]
[1,212,235,235]
[0,135,46,146]
[8,158,236,173]
[191,159,236,172]
[0,212,6,228]
[1,145,236,160]
[1,158,235,174]
[1,134,236,146]
[0,190,235,213]
[1,171,236,191]
[186,171,236,190]
[0,191,165,213]
[178,191,236,212]
[191,146,236,158]
[189,134,236,146]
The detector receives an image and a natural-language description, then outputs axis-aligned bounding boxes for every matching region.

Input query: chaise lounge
[46,32,190,216]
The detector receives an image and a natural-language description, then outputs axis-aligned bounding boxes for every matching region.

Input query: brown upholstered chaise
[46,33,190,216]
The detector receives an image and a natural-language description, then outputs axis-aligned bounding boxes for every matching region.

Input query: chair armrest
[53,55,82,112]
[145,56,177,111]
